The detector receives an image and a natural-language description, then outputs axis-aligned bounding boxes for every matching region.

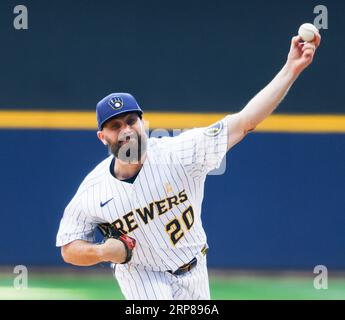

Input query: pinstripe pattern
[56,119,228,299]
[114,255,210,300]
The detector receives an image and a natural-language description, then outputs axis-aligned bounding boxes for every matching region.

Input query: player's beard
[107,132,147,164]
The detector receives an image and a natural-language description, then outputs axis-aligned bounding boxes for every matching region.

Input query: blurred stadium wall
[0,0,344,269]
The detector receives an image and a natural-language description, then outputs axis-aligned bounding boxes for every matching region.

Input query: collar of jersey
[109,157,142,184]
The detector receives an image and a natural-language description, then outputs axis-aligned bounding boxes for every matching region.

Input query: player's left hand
[286,32,321,75]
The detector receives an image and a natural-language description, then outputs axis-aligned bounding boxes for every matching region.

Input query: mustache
[108,133,146,163]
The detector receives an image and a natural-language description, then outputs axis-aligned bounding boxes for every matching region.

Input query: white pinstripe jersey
[56,119,228,272]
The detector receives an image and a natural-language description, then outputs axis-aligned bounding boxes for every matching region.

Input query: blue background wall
[1,130,344,269]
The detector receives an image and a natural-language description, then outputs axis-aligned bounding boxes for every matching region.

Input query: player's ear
[97,131,108,146]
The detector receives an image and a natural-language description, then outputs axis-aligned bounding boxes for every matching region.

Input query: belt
[168,245,208,276]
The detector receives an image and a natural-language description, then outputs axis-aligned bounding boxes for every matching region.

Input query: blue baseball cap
[96,93,143,130]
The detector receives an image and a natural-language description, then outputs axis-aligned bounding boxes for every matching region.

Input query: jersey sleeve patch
[203,121,224,137]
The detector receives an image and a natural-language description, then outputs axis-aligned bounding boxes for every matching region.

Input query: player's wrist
[285,63,302,77]
[281,62,301,82]
[99,238,127,264]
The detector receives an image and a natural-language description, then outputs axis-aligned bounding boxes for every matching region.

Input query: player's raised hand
[286,32,321,75]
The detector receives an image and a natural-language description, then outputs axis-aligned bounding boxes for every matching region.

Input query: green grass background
[1,270,344,300]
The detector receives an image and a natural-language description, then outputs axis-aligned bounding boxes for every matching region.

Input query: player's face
[100,112,147,164]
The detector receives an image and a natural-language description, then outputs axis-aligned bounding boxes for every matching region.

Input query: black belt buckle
[168,245,208,276]
[173,257,197,276]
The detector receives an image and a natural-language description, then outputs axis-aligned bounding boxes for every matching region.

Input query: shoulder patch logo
[203,121,224,137]
[108,96,124,110]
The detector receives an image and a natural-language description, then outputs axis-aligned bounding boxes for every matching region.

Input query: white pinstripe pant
[113,256,210,300]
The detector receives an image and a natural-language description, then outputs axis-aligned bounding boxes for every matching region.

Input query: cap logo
[108,96,124,110]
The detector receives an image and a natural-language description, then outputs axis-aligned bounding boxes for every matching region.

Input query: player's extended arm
[225,32,321,150]
[61,238,127,266]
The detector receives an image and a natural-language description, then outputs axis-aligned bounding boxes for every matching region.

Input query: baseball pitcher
[56,31,321,299]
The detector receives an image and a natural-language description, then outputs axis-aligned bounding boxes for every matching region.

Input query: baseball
[298,23,319,42]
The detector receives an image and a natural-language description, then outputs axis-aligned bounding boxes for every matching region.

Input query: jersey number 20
[165,206,194,245]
